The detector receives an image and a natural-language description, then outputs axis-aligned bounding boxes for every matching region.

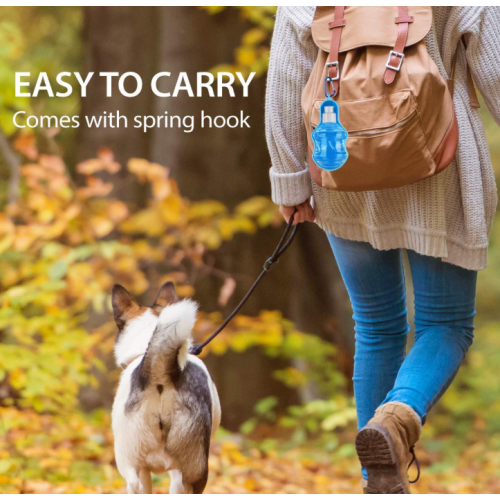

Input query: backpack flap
[312,6,432,53]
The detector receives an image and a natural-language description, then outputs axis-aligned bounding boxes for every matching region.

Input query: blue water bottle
[312,96,348,171]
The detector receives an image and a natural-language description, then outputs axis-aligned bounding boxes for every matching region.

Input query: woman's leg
[382,251,477,423]
[326,234,410,431]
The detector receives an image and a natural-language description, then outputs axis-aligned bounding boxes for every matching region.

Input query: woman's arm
[265,7,317,209]
[466,7,500,125]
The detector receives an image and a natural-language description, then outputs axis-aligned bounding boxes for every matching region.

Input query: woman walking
[266,6,500,494]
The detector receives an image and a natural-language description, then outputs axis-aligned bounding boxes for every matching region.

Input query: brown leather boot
[356,402,421,494]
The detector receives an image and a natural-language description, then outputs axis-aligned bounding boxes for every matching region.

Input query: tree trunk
[78,6,160,204]
[78,7,161,410]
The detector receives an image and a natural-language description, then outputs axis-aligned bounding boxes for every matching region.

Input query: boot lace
[408,446,420,484]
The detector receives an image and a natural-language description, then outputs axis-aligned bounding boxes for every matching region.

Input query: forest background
[0,6,499,494]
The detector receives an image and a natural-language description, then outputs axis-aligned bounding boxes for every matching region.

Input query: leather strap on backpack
[324,6,479,106]
[328,7,412,89]
[327,6,346,95]
[384,7,413,85]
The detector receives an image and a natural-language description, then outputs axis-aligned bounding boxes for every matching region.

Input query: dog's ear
[112,284,138,330]
[153,281,179,312]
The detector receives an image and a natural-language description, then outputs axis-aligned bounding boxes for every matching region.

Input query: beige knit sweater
[266,6,500,270]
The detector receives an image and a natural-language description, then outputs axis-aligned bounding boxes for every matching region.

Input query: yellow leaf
[107,201,129,223]
[77,177,113,199]
[218,277,236,307]
[152,179,172,200]
[90,216,114,238]
[188,200,227,219]
[121,209,166,236]
[242,28,267,45]
[76,157,120,175]
[159,196,183,225]
[236,47,256,67]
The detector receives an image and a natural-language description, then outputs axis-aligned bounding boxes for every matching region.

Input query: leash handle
[190,210,298,356]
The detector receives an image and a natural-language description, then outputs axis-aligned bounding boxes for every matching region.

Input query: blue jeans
[326,234,477,468]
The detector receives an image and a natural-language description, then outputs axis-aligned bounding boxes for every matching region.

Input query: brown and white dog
[111,282,221,494]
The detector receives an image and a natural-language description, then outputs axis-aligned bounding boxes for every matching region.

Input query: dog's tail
[142,299,198,383]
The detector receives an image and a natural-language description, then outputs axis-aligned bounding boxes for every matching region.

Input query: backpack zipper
[349,110,417,137]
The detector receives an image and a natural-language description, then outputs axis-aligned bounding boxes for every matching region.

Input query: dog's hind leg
[170,460,208,494]
[139,469,152,494]
[190,466,209,494]
[169,467,208,494]
[169,470,187,494]
[124,468,152,494]
[123,468,141,494]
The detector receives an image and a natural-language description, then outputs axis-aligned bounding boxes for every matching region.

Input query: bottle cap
[323,106,336,123]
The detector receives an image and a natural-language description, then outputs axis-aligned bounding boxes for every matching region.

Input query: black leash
[190,210,298,356]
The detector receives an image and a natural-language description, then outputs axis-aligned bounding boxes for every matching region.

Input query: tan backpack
[302,6,475,192]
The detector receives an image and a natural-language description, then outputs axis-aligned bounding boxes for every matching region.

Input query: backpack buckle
[386,51,405,71]
[326,61,340,81]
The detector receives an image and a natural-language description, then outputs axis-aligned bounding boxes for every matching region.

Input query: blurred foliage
[202,7,276,78]
[0,137,291,412]
[0,136,356,491]
[0,6,82,202]
[2,406,500,494]
[201,310,346,395]
[0,5,499,494]
[241,395,357,455]
[0,7,81,136]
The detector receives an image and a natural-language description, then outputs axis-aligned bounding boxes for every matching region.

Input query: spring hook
[324,76,336,99]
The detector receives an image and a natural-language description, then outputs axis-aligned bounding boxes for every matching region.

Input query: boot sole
[356,424,410,494]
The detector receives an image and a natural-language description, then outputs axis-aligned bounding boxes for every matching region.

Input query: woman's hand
[279,201,315,225]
